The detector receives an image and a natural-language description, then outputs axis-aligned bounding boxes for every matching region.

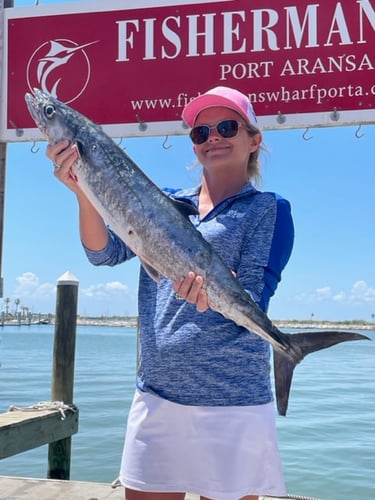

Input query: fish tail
[274,330,370,416]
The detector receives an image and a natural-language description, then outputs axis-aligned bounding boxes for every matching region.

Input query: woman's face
[192,106,261,175]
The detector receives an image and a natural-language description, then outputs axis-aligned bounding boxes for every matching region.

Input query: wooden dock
[0,476,124,500]
[0,477,318,500]
[0,477,200,500]
[0,407,78,460]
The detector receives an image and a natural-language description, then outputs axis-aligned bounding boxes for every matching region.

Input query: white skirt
[119,389,286,500]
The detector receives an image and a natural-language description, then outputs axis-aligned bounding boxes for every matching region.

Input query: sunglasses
[189,119,244,145]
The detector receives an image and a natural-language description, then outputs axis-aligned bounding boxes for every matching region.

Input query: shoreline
[273,321,374,331]
[77,317,138,328]
[1,317,373,330]
[77,317,374,330]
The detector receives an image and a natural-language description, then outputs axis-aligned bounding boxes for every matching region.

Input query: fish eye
[44,104,56,119]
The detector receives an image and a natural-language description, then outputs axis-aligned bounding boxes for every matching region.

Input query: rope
[8,401,78,421]
[261,495,322,500]
[287,496,322,500]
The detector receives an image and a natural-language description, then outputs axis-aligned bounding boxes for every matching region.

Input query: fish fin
[171,199,199,218]
[274,330,370,416]
[141,260,161,282]
[273,349,296,417]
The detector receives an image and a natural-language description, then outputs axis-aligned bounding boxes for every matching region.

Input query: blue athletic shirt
[84,182,294,406]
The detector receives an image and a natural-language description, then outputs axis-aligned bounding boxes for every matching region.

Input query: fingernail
[73,143,81,158]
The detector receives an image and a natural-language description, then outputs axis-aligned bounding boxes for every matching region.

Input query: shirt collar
[171,181,258,201]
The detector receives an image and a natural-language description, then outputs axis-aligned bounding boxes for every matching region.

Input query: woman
[47,86,294,500]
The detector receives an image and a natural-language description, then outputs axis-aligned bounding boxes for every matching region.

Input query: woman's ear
[249,132,262,150]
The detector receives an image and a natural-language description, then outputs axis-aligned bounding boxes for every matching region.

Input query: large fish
[25,89,369,415]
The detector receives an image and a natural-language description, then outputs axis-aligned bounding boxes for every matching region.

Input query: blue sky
[3,0,375,321]
[5,125,375,321]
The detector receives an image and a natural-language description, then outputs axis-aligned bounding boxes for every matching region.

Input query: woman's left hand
[173,272,209,312]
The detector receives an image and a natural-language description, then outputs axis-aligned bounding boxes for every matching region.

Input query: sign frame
[1,0,374,141]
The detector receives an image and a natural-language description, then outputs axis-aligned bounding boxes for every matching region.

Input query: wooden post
[47,271,79,480]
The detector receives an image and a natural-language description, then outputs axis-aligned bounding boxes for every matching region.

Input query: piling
[47,271,79,480]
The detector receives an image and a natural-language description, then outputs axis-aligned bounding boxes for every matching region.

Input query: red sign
[2,0,375,141]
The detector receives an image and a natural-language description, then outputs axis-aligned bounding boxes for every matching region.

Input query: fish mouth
[25,88,53,139]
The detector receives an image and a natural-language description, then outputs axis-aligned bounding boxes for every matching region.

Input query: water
[0,325,374,500]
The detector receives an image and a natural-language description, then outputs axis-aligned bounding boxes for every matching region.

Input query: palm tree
[14,298,21,316]
[5,297,10,318]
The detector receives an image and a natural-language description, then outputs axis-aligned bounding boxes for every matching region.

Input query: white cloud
[348,280,375,303]
[296,280,375,305]
[13,272,56,299]
[295,286,332,303]
[3,273,133,316]
[81,281,128,298]
[314,286,332,301]
[333,291,346,302]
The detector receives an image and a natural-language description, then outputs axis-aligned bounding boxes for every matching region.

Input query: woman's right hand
[46,140,81,194]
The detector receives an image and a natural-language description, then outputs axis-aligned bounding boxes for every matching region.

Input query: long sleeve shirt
[84,182,294,406]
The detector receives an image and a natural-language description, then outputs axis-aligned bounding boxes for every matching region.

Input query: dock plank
[0,477,201,499]
[0,476,123,500]
[0,409,79,460]
[0,477,318,500]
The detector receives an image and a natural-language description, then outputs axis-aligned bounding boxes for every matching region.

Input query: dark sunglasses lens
[217,120,239,138]
[190,126,209,145]
[190,120,240,144]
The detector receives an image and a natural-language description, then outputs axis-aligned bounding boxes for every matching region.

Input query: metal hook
[355,124,364,139]
[116,137,123,146]
[276,111,286,124]
[9,120,24,138]
[302,127,313,141]
[162,136,172,150]
[136,114,147,132]
[330,107,340,122]
[31,141,39,153]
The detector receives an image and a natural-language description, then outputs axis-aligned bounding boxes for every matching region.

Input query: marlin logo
[37,40,98,96]
[27,39,98,103]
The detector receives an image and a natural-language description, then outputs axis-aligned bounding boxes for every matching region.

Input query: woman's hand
[46,140,81,194]
[173,272,209,312]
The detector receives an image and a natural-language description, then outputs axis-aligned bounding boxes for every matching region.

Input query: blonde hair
[245,124,263,185]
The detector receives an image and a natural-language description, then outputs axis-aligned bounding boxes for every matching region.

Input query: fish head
[25,88,82,145]
[25,89,111,182]
[24,88,133,217]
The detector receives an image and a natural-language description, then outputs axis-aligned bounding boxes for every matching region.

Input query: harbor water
[0,324,374,500]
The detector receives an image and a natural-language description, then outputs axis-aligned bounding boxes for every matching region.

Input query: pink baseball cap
[182,86,257,128]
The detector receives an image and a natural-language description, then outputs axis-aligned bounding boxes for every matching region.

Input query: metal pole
[0,142,6,299]
[0,0,15,299]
